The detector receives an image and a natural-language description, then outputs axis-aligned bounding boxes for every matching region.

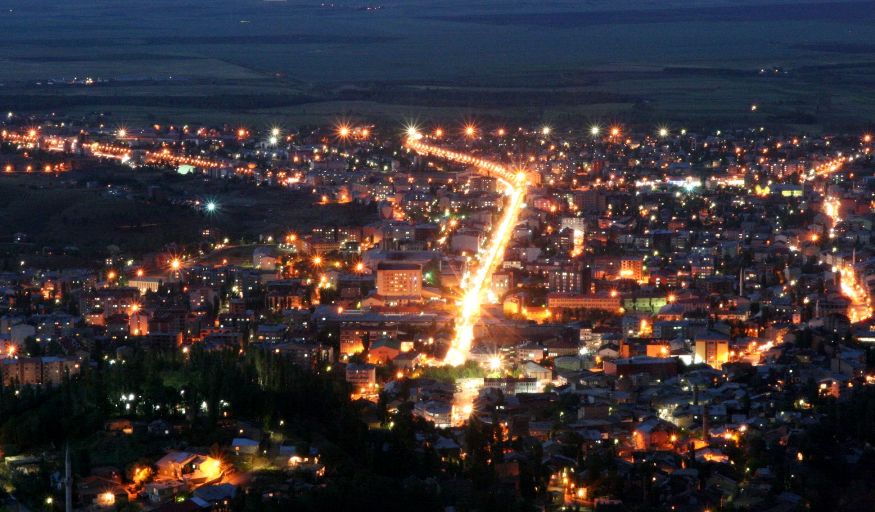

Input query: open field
[0,168,377,260]
[1,0,875,129]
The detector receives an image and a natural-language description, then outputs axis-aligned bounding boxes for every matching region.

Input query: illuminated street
[405,136,529,366]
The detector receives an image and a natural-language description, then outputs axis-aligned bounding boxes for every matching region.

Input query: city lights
[405,137,528,366]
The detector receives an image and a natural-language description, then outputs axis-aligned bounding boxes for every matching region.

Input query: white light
[488,356,501,371]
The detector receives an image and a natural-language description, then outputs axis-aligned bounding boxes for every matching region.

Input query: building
[375,262,422,298]
[547,267,585,294]
[547,293,621,312]
[129,276,163,295]
[694,333,730,368]
[80,287,140,318]
[603,356,678,379]
[483,377,539,395]
[345,363,376,390]
[1,356,81,386]
[619,257,644,281]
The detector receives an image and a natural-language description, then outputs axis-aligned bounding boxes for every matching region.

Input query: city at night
[1,2,875,511]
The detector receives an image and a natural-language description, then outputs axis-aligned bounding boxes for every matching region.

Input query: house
[76,475,127,508]
[520,361,552,385]
[231,437,260,457]
[146,480,186,504]
[392,351,424,369]
[154,451,223,486]
[632,417,678,450]
[367,338,402,364]
[192,483,237,508]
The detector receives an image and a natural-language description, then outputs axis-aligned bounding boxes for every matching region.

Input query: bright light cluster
[405,138,528,366]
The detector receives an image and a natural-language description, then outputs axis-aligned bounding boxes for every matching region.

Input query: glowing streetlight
[541,126,551,136]
[312,255,323,266]
[337,124,351,139]
[434,128,444,138]
[590,125,601,136]
[205,201,217,213]
[405,124,422,140]
[658,127,669,138]
[117,128,127,138]
[488,356,502,372]
[170,258,181,271]
[464,124,476,138]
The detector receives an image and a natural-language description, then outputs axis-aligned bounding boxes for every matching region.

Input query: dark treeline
[0,348,542,511]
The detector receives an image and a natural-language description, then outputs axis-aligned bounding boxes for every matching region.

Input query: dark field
[427,1,875,26]
[1,0,875,128]
[0,170,377,259]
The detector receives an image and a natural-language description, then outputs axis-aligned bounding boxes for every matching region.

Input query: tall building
[694,333,730,368]
[376,262,422,298]
[620,257,644,281]
[548,267,585,294]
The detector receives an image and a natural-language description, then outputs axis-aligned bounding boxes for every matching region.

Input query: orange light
[355,262,365,272]
[464,124,476,137]
[97,492,115,507]
[136,268,144,277]
[337,124,351,138]
[199,457,222,480]
[107,270,116,280]
[610,127,620,137]
[864,134,872,143]
[497,128,506,137]
[434,128,444,138]
[170,258,181,271]
[312,255,323,266]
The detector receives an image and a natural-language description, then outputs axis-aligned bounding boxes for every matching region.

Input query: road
[405,136,528,366]
[821,195,872,323]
